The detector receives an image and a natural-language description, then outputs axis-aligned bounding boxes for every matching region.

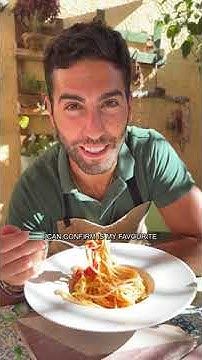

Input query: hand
[0,225,47,286]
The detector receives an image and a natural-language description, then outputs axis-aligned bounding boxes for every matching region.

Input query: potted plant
[14,0,60,49]
[21,133,57,172]
[21,73,47,95]
[19,115,57,172]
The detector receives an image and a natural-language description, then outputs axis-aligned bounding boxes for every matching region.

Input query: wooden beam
[0,9,21,225]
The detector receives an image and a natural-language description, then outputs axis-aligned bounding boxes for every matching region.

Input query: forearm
[152,236,202,276]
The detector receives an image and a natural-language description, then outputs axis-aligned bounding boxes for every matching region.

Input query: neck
[69,159,116,201]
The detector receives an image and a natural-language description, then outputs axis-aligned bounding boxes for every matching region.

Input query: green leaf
[187,18,202,35]
[171,38,176,48]
[188,21,199,34]
[185,0,193,11]
[13,303,22,315]
[2,313,17,322]
[181,37,194,57]
[13,303,29,316]
[197,17,202,35]
[19,115,29,129]
[167,23,181,38]
[153,20,164,47]
[164,14,171,25]
[13,345,23,360]
[174,1,184,11]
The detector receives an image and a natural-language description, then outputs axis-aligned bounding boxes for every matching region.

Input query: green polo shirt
[7,126,195,232]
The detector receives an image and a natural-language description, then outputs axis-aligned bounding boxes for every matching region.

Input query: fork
[28,231,85,249]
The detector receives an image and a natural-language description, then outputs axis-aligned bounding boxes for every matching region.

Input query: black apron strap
[63,193,71,226]
[125,133,143,207]
[126,176,143,207]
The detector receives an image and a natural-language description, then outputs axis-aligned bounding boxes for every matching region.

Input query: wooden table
[152,233,202,276]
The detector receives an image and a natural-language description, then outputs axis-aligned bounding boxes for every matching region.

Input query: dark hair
[44,22,132,103]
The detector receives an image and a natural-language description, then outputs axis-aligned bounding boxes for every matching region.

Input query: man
[0,22,202,303]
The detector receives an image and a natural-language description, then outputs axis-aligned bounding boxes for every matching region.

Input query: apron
[49,175,151,255]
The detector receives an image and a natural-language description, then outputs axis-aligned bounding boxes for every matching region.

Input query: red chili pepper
[84,266,96,278]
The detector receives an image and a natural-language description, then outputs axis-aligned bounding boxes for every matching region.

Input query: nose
[84,108,104,140]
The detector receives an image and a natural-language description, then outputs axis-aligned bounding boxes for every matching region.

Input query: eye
[64,103,83,112]
[102,99,120,109]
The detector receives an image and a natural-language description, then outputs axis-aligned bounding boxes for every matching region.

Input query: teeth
[83,146,106,153]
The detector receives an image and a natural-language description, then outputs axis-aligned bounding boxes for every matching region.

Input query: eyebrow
[58,90,124,104]
[59,94,85,103]
[99,90,124,101]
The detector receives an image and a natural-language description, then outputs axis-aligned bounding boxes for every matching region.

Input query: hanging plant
[14,0,60,32]
[157,0,202,61]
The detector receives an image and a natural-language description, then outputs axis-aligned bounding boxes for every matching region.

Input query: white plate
[24,244,197,332]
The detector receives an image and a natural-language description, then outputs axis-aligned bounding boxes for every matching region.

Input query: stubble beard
[53,122,127,175]
[67,139,125,175]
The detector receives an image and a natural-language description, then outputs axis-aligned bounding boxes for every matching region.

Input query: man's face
[49,59,131,175]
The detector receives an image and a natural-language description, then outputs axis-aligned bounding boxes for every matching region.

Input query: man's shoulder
[126,126,165,157]
[126,125,164,143]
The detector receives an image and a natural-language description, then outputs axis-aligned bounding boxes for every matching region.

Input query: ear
[45,96,55,129]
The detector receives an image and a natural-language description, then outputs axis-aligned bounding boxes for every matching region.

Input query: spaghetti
[55,237,148,308]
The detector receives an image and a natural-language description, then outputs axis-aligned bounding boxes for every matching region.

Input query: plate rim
[24,243,197,333]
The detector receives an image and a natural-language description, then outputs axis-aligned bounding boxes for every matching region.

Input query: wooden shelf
[20,110,53,135]
[16,48,44,61]
[20,109,49,116]
[16,48,53,132]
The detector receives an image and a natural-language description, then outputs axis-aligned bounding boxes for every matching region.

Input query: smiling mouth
[79,144,109,157]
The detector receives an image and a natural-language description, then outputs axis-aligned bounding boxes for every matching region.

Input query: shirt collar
[58,144,77,194]
[116,131,135,182]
